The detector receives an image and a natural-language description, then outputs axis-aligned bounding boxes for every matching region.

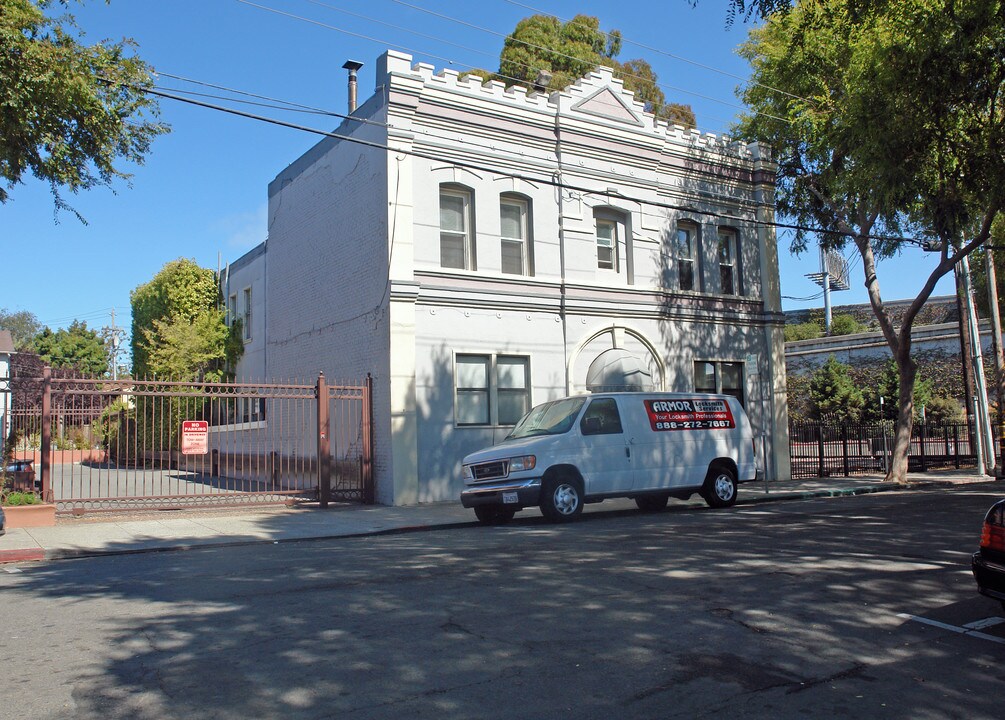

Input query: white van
[460,392,759,524]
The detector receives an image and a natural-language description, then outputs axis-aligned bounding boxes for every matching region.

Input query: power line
[152,69,772,210]
[238,0,789,128]
[142,84,932,247]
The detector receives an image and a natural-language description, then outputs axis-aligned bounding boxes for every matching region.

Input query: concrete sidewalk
[0,471,998,564]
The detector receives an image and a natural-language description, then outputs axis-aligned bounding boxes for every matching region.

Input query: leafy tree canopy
[735,0,1005,481]
[473,14,697,127]
[1,0,168,219]
[0,307,42,350]
[31,319,108,375]
[130,258,241,381]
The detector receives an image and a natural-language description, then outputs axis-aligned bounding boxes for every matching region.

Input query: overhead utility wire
[239,0,784,128]
[499,0,807,103]
[142,84,930,247]
[374,0,791,123]
[154,70,767,211]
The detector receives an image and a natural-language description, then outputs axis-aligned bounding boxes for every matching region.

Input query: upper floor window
[228,294,237,327]
[596,218,617,271]
[676,224,697,291]
[500,196,530,275]
[242,287,252,341]
[694,360,744,407]
[440,187,475,270]
[718,229,738,295]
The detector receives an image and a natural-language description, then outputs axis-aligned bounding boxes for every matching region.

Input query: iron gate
[1,369,373,513]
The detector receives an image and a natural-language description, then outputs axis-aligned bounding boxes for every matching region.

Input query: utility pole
[960,256,995,475]
[105,307,125,381]
[984,249,1004,475]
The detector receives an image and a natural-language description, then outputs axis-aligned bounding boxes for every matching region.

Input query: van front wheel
[702,466,737,508]
[540,475,583,522]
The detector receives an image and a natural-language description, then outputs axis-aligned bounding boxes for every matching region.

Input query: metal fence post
[953,423,960,468]
[40,366,52,502]
[841,425,850,477]
[919,422,928,472]
[362,373,374,505]
[817,425,825,478]
[317,372,331,508]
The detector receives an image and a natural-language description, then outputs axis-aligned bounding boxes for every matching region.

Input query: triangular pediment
[571,86,643,125]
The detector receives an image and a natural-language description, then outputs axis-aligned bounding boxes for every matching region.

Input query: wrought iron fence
[788,421,981,479]
[1,369,373,513]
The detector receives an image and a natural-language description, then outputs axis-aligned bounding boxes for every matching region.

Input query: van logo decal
[644,398,735,431]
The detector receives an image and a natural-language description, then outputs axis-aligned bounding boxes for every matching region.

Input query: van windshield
[506,397,586,440]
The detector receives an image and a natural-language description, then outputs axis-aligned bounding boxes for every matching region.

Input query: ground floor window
[694,360,744,407]
[455,354,530,426]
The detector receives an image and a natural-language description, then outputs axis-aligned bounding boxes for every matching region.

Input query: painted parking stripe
[898,613,1005,645]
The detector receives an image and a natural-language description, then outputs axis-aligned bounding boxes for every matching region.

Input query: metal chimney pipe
[342,60,364,113]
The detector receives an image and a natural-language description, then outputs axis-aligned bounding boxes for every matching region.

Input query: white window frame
[676,224,698,291]
[454,353,531,427]
[500,196,530,275]
[718,228,738,296]
[228,294,237,327]
[596,218,618,271]
[440,187,475,270]
[242,287,252,342]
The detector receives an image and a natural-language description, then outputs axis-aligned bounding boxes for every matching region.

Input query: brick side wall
[265,106,393,494]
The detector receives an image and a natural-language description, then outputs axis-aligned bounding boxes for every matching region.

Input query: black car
[972,498,1005,609]
[3,459,37,493]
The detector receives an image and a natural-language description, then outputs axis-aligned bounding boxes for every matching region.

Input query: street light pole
[960,255,994,475]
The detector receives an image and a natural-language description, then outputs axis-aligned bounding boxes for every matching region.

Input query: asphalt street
[1,484,1002,719]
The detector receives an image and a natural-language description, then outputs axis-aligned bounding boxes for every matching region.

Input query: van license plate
[502,491,518,504]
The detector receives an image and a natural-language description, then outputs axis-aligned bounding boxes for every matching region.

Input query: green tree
[131,258,241,381]
[493,14,696,127]
[31,319,109,375]
[0,308,42,350]
[1,0,168,219]
[809,356,865,423]
[735,0,1005,482]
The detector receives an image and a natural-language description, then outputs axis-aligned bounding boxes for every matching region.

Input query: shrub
[1,490,41,506]
[785,322,822,342]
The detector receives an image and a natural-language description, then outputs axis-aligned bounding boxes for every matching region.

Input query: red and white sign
[643,398,735,432]
[181,420,210,455]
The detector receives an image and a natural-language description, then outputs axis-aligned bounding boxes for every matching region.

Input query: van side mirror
[582,417,601,435]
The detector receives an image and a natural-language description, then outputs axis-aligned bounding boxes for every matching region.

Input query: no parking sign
[181,420,209,455]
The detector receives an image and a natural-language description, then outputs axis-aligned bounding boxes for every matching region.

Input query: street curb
[0,478,988,565]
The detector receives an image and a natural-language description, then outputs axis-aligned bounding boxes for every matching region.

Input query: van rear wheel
[701,466,737,508]
[635,494,669,512]
[540,475,583,522]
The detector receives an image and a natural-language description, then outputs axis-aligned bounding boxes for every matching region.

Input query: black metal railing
[788,421,981,479]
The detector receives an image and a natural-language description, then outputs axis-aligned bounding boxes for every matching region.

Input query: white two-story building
[224,50,791,505]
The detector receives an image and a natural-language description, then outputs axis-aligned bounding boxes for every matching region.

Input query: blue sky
[2,0,955,342]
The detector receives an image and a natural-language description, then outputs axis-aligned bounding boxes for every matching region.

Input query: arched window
[675,222,699,291]
[500,194,533,275]
[440,185,475,270]
[717,228,740,295]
